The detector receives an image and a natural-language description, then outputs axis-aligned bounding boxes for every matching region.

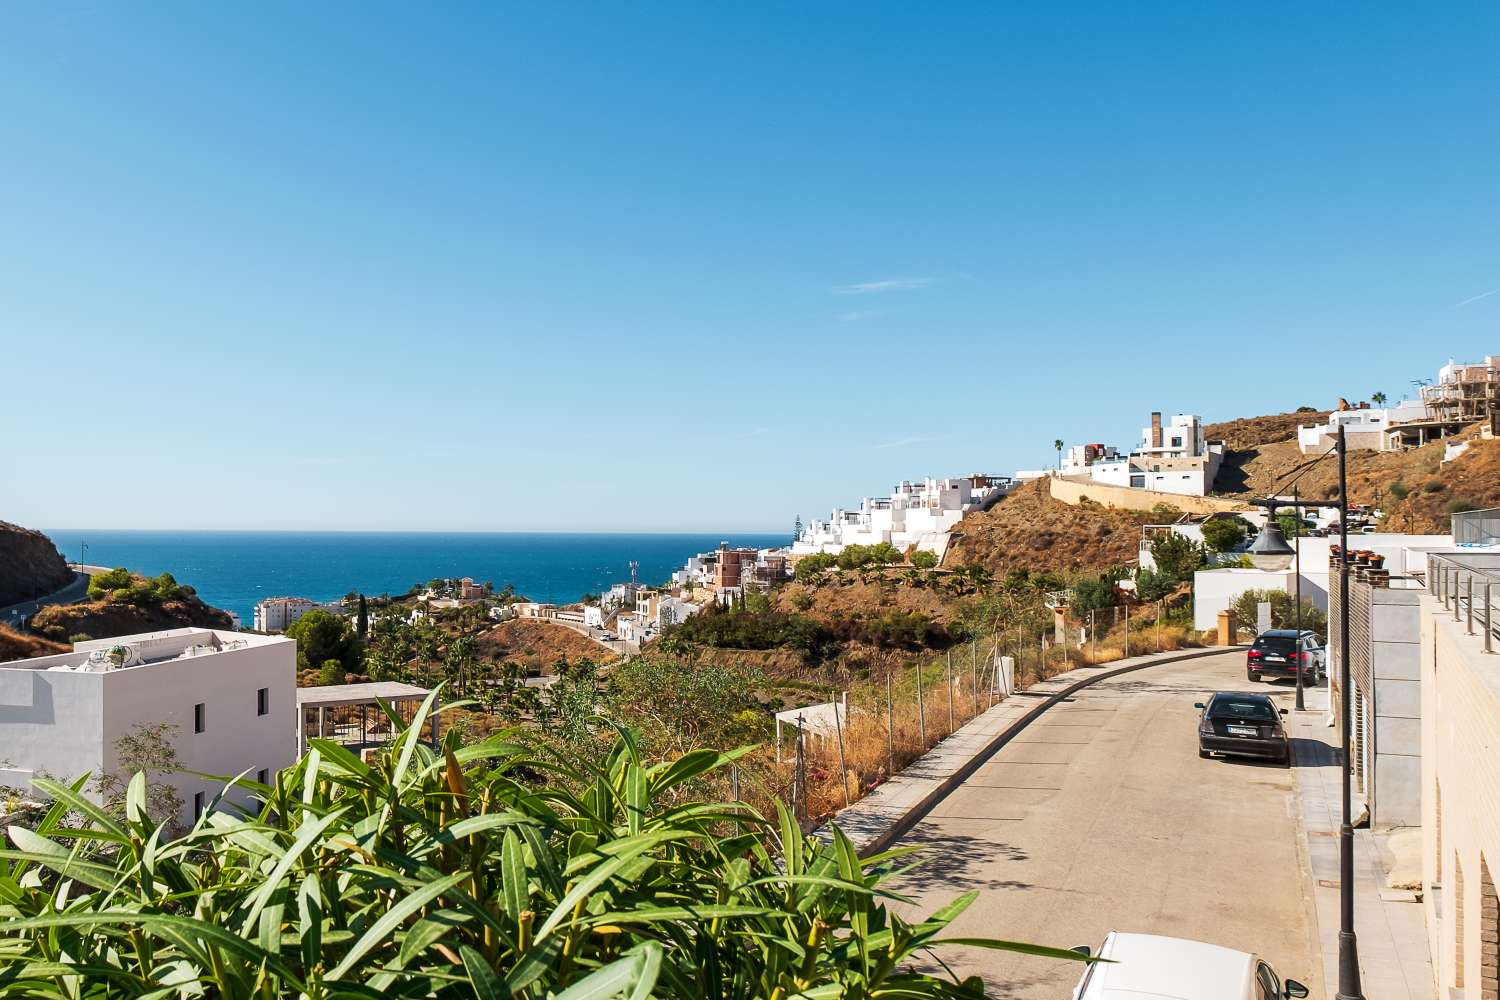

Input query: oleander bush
[0,691,1083,997]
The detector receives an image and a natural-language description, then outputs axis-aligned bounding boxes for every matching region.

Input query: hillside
[30,573,234,643]
[943,480,1153,576]
[0,623,69,661]
[1204,410,1330,452]
[475,618,616,671]
[0,521,73,607]
[1381,436,1500,533]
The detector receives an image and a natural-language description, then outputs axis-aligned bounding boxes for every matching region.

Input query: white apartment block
[253,596,322,632]
[794,475,1009,556]
[1060,411,1224,497]
[1297,399,1430,454]
[0,628,296,827]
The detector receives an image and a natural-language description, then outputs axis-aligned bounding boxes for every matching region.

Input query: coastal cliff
[0,520,74,607]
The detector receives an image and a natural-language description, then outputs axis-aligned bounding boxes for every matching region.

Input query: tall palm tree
[1053,438,1064,469]
[1371,391,1388,406]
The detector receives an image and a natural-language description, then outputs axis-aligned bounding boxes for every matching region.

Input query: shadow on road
[895,830,1035,891]
[1289,736,1340,769]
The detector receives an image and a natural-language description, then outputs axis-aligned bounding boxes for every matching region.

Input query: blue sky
[3,3,1499,532]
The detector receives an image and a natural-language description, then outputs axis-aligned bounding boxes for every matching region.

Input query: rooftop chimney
[1150,411,1162,448]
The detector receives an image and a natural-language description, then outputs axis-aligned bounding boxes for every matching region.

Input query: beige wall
[1421,592,1500,1000]
[1047,475,1249,516]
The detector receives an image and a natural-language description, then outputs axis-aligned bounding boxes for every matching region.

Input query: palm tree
[1053,438,1064,469]
[1371,391,1388,406]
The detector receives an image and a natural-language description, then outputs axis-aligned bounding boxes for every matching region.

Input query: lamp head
[1247,520,1296,572]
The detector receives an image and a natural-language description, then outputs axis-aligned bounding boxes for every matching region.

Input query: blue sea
[42,531,786,624]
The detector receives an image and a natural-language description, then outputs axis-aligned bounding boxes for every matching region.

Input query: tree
[1054,438,1064,469]
[87,566,132,599]
[1371,391,1388,406]
[796,552,836,582]
[93,721,184,830]
[1071,575,1118,613]
[1276,512,1312,538]
[1149,533,1205,582]
[910,549,938,570]
[444,634,478,698]
[356,594,369,638]
[285,609,361,674]
[319,658,347,685]
[1134,568,1177,601]
[1199,516,1250,553]
[793,514,803,541]
[1228,588,1327,639]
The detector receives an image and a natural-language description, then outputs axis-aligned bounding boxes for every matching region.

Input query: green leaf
[238,806,349,936]
[461,944,504,1000]
[327,870,468,979]
[550,943,663,1000]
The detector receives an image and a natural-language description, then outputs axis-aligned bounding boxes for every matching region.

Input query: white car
[1072,932,1309,1000]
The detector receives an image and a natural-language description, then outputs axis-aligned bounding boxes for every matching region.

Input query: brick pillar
[1482,858,1498,1000]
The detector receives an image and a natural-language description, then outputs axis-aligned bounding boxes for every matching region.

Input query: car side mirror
[1284,980,1309,998]
[1193,702,1205,709]
[1070,945,1092,957]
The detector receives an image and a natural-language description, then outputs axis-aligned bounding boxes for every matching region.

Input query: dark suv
[1247,629,1324,684]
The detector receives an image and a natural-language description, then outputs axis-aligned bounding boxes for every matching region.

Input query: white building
[253,596,322,633]
[1297,399,1430,454]
[794,474,1010,557]
[1060,412,1224,497]
[0,628,296,827]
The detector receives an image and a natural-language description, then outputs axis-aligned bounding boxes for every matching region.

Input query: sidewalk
[1289,687,1434,1000]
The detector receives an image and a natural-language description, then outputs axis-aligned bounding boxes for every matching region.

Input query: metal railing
[1427,552,1500,654]
[1452,507,1500,548]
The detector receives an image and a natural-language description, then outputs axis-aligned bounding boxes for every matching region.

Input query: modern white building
[1296,399,1430,454]
[1061,412,1224,497]
[794,475,1010,557]
[253,596,322,633]
[0,628,296,827]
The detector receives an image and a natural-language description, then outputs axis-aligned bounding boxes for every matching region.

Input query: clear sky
[3,3,1498,532]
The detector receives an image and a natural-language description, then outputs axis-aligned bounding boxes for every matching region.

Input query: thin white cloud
[833,277,934,295]
[1455,287,1500,308]
[871,434,940,450]
[837,309,887,323]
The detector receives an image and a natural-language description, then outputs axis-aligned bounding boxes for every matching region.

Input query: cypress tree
[357,594,369,638]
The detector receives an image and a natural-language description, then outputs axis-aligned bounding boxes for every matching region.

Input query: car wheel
[1199,747,1211,759]
[1248,671,1261,682]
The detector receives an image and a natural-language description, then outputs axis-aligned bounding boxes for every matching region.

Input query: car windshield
[1253,636,1296,653]
[1210,697,1277,721]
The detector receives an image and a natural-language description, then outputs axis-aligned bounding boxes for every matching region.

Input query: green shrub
[67,633,92,644]
[1447,499,1478,514]
[1389,481,1410,501]
[1134,568,1177,602]
[318,657,347,685]
[910,549,939,570]
[0,703,1084,995]
[86,567,132,599]
[1228,588,1326,638]
[1422,480,1445,493]
[1148,533,1205,581]
[1199,516,1250,553]
[1071,575,1118,612]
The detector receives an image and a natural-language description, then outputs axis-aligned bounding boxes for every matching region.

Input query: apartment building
[0,628,296,827]
[794,475,1008,556]
[253,596,322,632]
[1060,411,1224,497]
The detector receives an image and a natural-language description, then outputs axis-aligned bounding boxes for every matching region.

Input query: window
[257,687,269,716]
[194,702,205,734]
[1254,962,1281,1000]
[256,768,269,786]
[193,791,205,819]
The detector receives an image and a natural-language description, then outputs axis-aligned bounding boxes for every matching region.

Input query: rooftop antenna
[629,560,639,587]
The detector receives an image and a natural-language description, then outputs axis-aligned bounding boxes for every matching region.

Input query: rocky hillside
[1204,410,1330,452]
[0,521,73,607]
[943,480,1154,576]
[1381,436,1500,533]
[475,618,616,671]
[30,573,234,643]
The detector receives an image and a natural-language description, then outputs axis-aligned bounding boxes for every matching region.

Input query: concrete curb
[837,645,1238,858]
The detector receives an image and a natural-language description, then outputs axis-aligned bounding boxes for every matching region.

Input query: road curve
[888,649,1323,1000]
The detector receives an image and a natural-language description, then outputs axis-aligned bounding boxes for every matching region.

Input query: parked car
[1247,629,1324,684]
[1196,691,1290,763]
[1071,931,1309,1000]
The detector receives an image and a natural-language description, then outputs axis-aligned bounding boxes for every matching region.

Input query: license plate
[1264,655,1284,662]
[1227,725,1257,737]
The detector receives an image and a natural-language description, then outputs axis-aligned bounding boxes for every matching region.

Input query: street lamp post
[1247,425,1362,999]
[1293,486,1305,713]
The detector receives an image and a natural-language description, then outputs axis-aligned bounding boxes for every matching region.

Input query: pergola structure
[295,682,436,757]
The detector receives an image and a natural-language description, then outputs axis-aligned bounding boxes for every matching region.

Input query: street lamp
[1246,517,1296,571]
[1250,425,1362,1000]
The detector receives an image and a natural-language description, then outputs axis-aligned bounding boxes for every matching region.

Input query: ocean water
[42,530,787,624]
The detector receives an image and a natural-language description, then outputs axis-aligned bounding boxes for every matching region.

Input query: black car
[1196,692,1290,763]
[1247,629,1324,684]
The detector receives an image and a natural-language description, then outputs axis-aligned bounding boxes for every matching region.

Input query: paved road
[888,649,1323,999]
[1,570,90,629]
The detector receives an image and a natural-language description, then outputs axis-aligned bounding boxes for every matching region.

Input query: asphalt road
[1,570,90,629]
[888,649,1323,999]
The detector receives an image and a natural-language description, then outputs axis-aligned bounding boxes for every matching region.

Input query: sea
[42,530,787,625]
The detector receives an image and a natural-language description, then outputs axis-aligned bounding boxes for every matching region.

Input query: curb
[853,645,1238,857]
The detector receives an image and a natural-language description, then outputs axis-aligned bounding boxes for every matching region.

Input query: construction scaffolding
[1419,356,1500,424]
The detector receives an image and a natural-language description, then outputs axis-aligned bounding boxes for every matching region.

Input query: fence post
[915,661,926,745]
[1124,606,1130,659]
[731,764,740,802]
[831,692,851,809]
[886,671,895,776]
[1091,609,1097,660]
[945,651,955,735]
[1455,571,1463,622]
[1486,584,1494,655]
[970,641,980,717]
[793,718,806,821]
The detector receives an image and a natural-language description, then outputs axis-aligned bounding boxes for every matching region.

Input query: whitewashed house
[1059,412,1224,497]
[0,628,296,827]
[794,475,1009,557]
[1297,399,1430,454]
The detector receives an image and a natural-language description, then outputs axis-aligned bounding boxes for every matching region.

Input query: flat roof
[296,681,432,708]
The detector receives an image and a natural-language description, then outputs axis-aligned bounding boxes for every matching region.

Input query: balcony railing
[1452,507,1500,548]
[1427,552,1500,654]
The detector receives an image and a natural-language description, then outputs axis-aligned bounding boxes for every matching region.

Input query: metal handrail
[1427,552,1500,654]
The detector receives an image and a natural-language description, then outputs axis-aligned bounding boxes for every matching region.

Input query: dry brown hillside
[943,480,1153,576]
[1381,436,1500,533]
[31,587,234,643]
[475,618,616,671]
[0,521,73,607]
[0,623,69,661]
[1205,410,1330,452]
